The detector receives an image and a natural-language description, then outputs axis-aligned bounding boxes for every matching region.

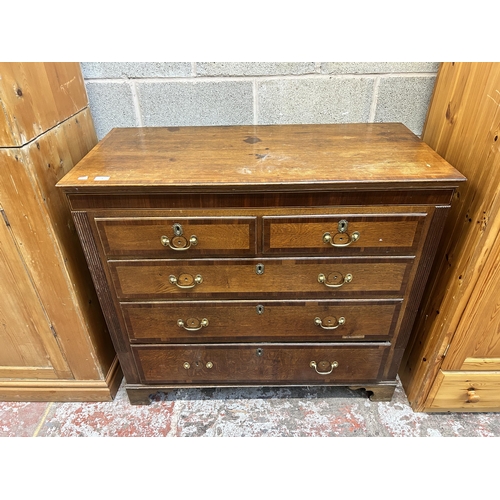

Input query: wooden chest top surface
[57,123,465,193]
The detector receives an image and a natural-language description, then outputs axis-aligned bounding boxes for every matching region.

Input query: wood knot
[244,136,261,144]
[446,102,457,125]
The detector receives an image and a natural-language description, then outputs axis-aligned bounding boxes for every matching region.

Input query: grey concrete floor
[1,376,499,437]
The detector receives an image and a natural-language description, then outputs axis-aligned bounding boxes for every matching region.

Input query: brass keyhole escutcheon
[256,305,264,315]
[255,263,265,275]
[256,348,263,356]
[173,223,183,236]
[338,220,348,233]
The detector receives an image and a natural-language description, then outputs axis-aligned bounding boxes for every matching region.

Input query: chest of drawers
[57,124,465,404]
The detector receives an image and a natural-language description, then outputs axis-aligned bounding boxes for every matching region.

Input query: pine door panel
[0,207,70,379]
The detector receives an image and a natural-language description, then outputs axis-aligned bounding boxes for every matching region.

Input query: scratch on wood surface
[9,175,19,195]
[59,77,76,91]
[59,77,77,108]
[238,167,253,175]
[486,90,500,106]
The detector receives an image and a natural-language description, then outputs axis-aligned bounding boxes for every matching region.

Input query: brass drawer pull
[161,234,198,251]
[183,361,212,369]
[323,231,359,247]
[318,272,353,288]
[161,222,198,251]
[322,219,360,247]
[314,316,345,330]
[169,273,203,289]
[177,318,209,331]
[310,360,339,375]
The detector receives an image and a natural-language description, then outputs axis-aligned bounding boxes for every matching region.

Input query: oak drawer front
[109,257,413,299]
[132,343,389,384]
[427,371,500,412]
[263,214,426,255]
[122,299,402,343]
[96,217,257,257]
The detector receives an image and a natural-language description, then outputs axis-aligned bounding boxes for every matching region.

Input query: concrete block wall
[80,62,439,140]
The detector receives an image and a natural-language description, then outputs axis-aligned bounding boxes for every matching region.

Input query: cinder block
[196,62,316,76]
[136,81,254,126]
[85,82,137,139]
[321,63,440,74]
[257,77,374,125]
[374,76,436,136]
[81,62,191,78]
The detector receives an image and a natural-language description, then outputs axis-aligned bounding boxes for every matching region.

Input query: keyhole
[256,305,264,314]
[256,348,263,356]
[173,223,183,236]
[338,220,348,233]
[256,263,265,275]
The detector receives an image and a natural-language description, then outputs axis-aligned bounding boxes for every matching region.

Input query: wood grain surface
[264,214,424,254]
[133,343,389,384]
[0,111,114,380]
[400,63,500,411]
[426,370,500,412]
[57,123,465,403]
[96,216,257,256]
[0,62,87,146]
[0,202,68,377]
[0,62,121,401]
[109,257,413,299]
[57,123,466,192]
[121,299,402,343]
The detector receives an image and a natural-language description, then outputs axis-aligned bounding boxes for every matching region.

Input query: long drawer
[132,343,390,384]
[109,257,414,299]
[122,299,402,343]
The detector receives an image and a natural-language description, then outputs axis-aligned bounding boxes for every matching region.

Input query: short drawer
[95,217,257,256]
[122,299,402,343]
[427,370,500,412]
[132,343,389,384]
[109,257,413,299]
[263,214,426,254]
